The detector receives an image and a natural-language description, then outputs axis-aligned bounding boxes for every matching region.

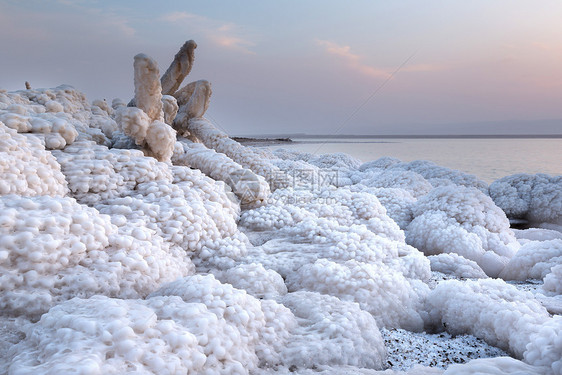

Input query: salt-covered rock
[173,139,270,205]
[181,117,286,189]
[0,195,191,318]
[500,239,562,281]
[287,259,428,331]
[132,53,163,123]
[406,186,519,277]
[279,291,386,370]
[0,122,68,196]
[149,274,296,368]
[428,253,488,279]
[424,278,561,371]
[160,39,197,96]
[489,173,562,227]
[212,263,287,299]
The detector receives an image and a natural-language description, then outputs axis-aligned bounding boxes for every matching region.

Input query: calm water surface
[267,138,562,183]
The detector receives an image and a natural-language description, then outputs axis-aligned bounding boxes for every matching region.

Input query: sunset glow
[2,0,562,135]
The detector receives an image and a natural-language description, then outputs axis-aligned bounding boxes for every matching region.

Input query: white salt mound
[489,173,562,227]
[1,72,561,374]
[500,239,562,281]
[406,186,519,277]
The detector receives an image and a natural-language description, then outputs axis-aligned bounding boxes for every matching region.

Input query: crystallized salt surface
[1,54,561,375]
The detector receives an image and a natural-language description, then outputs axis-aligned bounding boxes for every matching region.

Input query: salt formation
[132,53,164,122]
[500,239,562,281]
[406,186,519,277]
[424,278,562,373]
[160,40,197,96]
[117,41,274,204]
[0,195,191,318]
[512,228,562,244]
[239,186,431,332]
[117,54,177,162]
[148,275,296,369]
[543,264,562,295]
[489,173,562,229]
[0,122,68,196]
[212,263,287,299]
[5,293,290,374]
[278,291,386,369]
[354,157,488,193]
[428,253,487,279]
[173,139,270,204]
[52,140,172,206]
[1,39,561,375]
[350,186,416,229]
[287,259,428,331]
[0,85,108,148]
[161,95,179,125]
[178,117,283,192]
[174,80,213,123]
[330,156,491,232]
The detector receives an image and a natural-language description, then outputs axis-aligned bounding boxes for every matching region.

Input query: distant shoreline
[234,134,562,146]
[235,134,562,140]
[232,137,293,146]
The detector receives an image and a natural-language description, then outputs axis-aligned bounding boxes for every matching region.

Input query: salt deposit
[0,41,560,375]
[489,173,562,229]
[406,186,519,277]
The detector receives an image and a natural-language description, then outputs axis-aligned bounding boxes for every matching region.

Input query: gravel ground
[381,328,508,371]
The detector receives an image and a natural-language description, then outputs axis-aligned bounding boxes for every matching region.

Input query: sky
[2,0,562,135]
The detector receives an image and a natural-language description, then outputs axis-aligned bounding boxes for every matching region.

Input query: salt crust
[1,82,561,374]
[500,239,562,281]
[358,157,488,192]
[148,274,296,368]
[278,291,386,369]
[428,254,487,279]
[489,173,562,226]
[406,186,519,277]
[173,139,270,204]
[424,278,561,373]
[0,195,191,318]
[0,122,68,196]
[0,85,116,147]
[186,117,286,190]
[212,263,287,299]
[239,186,431,332]
[512,228,562,243]
[542,264,562,295]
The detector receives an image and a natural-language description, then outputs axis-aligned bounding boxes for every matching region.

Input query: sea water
[266,137,562,183]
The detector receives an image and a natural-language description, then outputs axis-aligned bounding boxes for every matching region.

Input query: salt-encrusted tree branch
[133,53,163,123]
[174,116,289,190]
[173,139,270,205]
[172,80,212,136]
[160,40,197,96]
[117,54,176,162]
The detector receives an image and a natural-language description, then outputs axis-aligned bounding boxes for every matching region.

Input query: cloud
[317,39,446,79]
[316,40,390,79]
[160,11,256,54]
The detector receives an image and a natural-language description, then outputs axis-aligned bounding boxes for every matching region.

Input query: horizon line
[233,134,562,139]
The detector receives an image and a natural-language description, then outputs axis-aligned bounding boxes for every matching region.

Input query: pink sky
[2,1,562,135]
